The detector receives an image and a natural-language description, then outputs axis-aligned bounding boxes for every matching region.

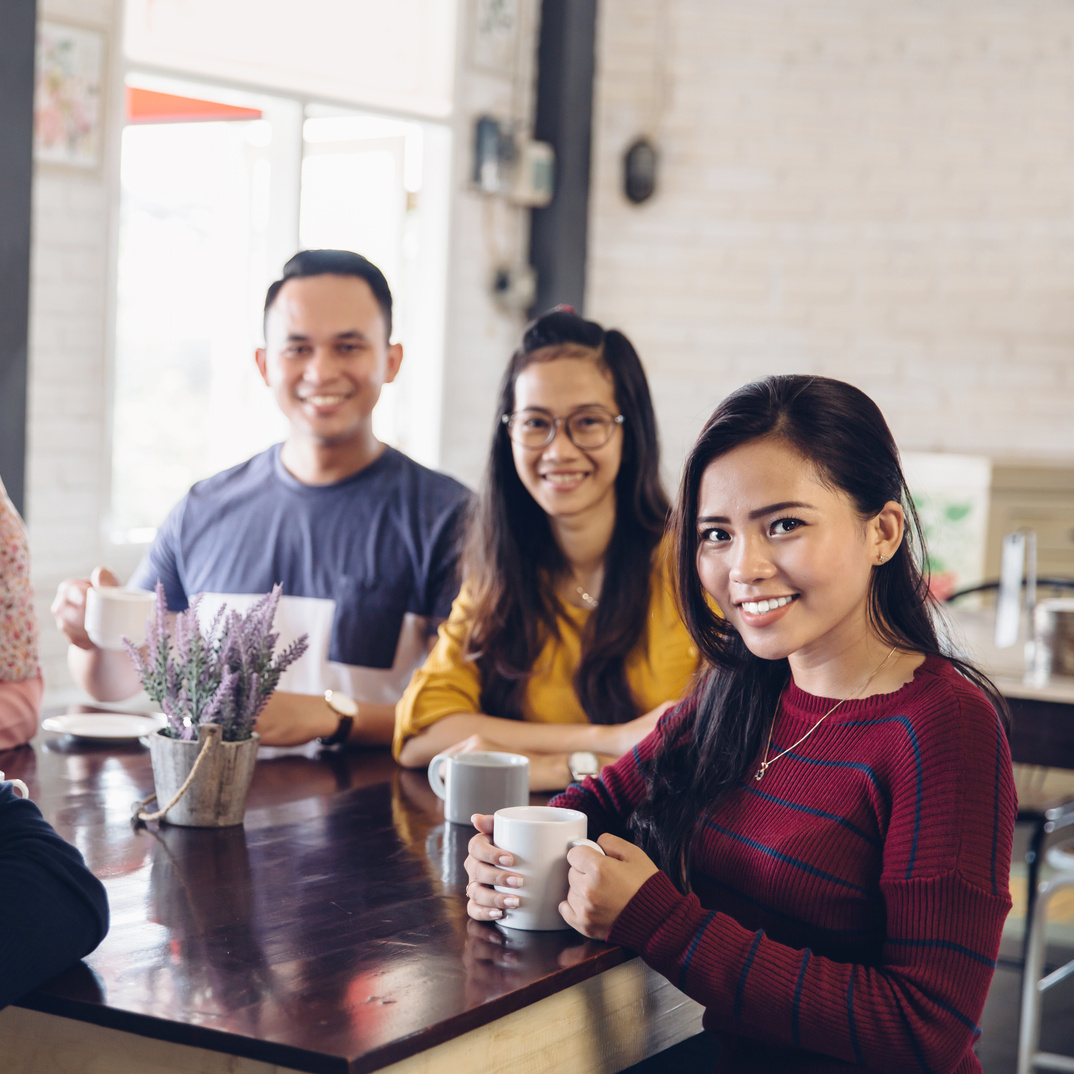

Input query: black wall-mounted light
[623,137,658,204]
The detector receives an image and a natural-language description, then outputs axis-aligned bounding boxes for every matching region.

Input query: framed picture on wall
[33,21,106,171]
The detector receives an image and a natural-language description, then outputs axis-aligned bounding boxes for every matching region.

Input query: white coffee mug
[428,750,529,825]
[85,586,156,650]
[492,805,606,931]
[0,771,30,799]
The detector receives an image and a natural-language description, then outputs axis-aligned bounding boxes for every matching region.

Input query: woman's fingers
[464,812,524,920]
[464,854,524,889]
[470,812,496,838]
[467,826,514,867]
[465,878,521,920]
[465,821,523,894]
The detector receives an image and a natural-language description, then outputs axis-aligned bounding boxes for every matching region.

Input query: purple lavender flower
[125,583,308,741]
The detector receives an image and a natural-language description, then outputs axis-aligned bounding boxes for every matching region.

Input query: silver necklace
[574,584,599,609]
[754,646,898,782]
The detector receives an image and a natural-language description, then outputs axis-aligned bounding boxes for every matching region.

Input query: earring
[878,553,888,564]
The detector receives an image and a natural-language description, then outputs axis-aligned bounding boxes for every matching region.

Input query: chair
[1017,839,1074,1074]
[943,581,1074,970]
[1014,768,1074,971]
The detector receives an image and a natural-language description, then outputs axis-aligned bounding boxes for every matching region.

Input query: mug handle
[0,773,30,799]
[427,752,451,801]
[568,838,606,856]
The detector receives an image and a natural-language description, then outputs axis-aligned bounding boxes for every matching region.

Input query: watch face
[325,690,359,717]
[569,751,600,778]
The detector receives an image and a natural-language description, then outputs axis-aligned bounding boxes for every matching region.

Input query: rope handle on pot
[132,725,219,826]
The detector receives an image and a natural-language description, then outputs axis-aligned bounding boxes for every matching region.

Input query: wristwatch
[568,750,601,783]
[318,690,359,747]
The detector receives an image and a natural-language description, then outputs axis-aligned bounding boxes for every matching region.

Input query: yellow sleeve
[650,567,700,700]
[393,582,484,759]
[624,545,700,712]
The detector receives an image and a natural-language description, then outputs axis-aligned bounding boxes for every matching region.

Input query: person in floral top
[0,475,42,748]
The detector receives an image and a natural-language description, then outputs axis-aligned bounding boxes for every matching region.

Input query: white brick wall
[437,4,540,486]
[27,0,125,695]
[587,0,1074,477]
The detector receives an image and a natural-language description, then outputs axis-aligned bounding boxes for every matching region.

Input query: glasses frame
[501,406,625,450]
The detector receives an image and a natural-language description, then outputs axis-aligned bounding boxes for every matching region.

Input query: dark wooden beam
[529,0,597,316]
[0,0,36,517]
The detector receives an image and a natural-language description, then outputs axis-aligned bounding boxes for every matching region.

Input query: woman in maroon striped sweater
[465,375,1016,1073]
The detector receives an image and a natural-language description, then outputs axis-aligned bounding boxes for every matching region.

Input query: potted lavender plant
[127,583,308,827]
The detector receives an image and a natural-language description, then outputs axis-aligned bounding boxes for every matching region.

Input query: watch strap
[319,690,358,747]
[318,714,354,747]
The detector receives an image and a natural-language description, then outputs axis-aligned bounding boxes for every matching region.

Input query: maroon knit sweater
[552,655,1016,1073]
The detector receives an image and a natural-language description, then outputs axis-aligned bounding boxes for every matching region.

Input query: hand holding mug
[465,812,519,921]
[465,806,610,932]
[560,832,659,941]
[51,566,122,650]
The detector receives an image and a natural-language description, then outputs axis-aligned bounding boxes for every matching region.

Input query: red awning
[126,87,262,125]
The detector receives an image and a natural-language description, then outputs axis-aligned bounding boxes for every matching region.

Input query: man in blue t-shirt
[53,251,470,748]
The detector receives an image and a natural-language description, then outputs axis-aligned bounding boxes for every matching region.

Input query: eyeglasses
[501,406,625,450]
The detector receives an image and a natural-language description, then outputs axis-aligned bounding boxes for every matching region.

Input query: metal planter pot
[147,723,259,827]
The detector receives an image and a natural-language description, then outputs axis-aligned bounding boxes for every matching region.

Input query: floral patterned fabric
[0,477,39,683]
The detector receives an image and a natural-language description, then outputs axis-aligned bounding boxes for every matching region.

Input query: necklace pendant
[754,766,765,781]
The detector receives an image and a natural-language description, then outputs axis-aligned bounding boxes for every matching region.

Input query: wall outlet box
[510,140,555,207]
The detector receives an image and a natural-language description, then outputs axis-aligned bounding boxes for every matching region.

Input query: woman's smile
[736,592,799,623]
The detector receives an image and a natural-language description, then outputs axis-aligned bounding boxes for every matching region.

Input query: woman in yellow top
[394,308,698,789]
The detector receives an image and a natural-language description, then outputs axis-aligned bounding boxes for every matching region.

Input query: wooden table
[0,708,703,1074]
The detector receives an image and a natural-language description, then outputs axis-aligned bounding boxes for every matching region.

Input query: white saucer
[41,713,166,741]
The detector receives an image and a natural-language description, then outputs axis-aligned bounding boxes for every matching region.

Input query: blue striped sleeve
[846,965,864,1065]
[733,929,764,1018]
[791,948,811,1045]
[677,911,716,991]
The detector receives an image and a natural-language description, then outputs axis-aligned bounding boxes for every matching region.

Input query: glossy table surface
[0,707,630,1074]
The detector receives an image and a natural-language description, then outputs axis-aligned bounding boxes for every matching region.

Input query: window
[110,77,451,542]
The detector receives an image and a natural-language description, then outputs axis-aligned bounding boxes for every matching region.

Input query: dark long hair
[628,374,1008,891]
[461,308,669,725]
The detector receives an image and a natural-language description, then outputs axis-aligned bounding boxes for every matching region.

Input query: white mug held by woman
[491,806,605,931]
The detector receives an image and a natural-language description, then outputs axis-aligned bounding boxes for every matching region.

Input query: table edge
[18,943,634,1074]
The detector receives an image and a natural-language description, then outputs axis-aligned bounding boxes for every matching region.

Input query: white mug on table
[428,750,529,825]
[492,805,605,931]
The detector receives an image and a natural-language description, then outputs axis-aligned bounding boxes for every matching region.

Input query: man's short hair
[263,249,394,341]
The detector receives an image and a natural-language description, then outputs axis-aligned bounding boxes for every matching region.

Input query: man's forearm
[256,691,395,748]
[67,646,143,703]
[345,702,396,746]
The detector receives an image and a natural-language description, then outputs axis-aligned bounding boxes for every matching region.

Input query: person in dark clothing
[0,780,109,1008]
